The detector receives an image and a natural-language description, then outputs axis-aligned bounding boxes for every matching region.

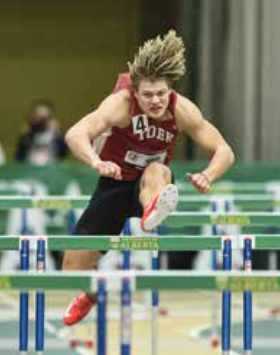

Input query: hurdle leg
[221,238,232,355]
[210,201,219,347]
[121,250,132,355]
[243,238,253,354]
[97,278,107,355]
[120,219,132,355]
[210,248,220,347]
[151,250,159,355]
[19,238,30,354]
[35,238,46,354]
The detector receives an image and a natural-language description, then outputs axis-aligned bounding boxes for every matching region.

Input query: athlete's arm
[175,95,235,193]
[65,90,130,180]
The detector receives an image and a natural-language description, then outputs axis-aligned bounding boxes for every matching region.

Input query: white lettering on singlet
[131,115,175,143]
[166,131,174,143]
[147,125,156,139]
[157,127,165,141]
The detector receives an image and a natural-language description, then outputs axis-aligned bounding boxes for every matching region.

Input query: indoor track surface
[0,291,278,354]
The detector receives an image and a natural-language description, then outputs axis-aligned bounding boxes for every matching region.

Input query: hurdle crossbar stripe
[1,271,280,292]
[0,194,280,210]
[166,211,280,226]
[0,196,280,227]
[1,234,280,251]
[0,195,89,209]
[179,194,280,210]
[180,194,275,202]
[177,181,278,193]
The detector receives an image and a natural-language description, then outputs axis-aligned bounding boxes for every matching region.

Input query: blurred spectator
[0,142,6,165]
[13,99,67,269]
[15,99,67,165]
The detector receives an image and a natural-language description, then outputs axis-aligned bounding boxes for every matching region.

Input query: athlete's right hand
[92,160,122,180]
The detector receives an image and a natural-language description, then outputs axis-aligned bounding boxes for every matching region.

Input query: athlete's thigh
[75,178,135,235]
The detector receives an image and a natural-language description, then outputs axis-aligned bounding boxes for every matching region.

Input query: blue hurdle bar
[121,268,132,355]
[210,201,219,347]
[243,238,253,354]
[35,238,46,354]
[222,238,232,355]
[151,249,159,355]
[97,278,107,355]
[121,219,132,355]
[211,201,219,271]
[19,238,30,354]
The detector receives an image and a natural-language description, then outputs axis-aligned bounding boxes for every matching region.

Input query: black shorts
[75,176,143,236]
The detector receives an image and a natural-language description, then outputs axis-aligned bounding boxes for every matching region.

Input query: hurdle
[1,193,280,223]
[1,193,280,210]
[0,194,280,223]
[1,256,280,355]
[35,238,46,354]
[178,194,280,210]
[2,234,280,251]
[210,201,219,347]
[120,218,160,355]
[2,234,280,354]
[1,195,280,353]
[19,238,29,354]
[2,269,280,292]
[209,199,236,350]
[120,219,133,355]
[165,211,280,227]
[243,238,253,354]
[176,180,280,194]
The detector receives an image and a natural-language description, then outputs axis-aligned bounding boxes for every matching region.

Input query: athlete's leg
[62,209,102,326]
[63,177,136,326]
[62,226,102,272]
[139,162,172,206]
[63,178,135,271]
[139,162,178,231]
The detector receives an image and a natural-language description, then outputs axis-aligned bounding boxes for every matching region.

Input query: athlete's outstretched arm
[176,95,235,193]
[65,91,130,179]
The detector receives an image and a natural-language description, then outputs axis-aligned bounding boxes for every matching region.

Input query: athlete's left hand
[186,172,211,193]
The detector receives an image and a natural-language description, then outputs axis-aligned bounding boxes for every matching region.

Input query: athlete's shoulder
[95,89,130,128]
[174,94,203,131]
[113,88,131,102]
[111,72,134,109]
[113,72,133,93]
[175,94,201,117]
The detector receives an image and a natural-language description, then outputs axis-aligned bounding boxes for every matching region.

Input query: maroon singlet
[94,73,178,180]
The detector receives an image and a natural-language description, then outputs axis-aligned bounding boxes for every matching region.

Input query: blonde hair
[128,30,186,88]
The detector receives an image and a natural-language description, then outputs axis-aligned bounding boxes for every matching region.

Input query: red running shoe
[63,292,96,326]
[141,184,178,231]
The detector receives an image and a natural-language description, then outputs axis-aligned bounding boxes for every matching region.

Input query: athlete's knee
[142,162,172,185]
[139,163,174,207]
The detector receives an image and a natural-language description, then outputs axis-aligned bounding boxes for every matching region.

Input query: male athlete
[63,30,235,326]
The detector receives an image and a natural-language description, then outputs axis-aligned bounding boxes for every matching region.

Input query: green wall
[0,0,140,157]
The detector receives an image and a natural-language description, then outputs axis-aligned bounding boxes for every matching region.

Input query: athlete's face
[135,79,171,120]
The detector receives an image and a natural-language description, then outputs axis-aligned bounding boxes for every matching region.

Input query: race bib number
[124,150,167,168]
[132,115,149,135]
